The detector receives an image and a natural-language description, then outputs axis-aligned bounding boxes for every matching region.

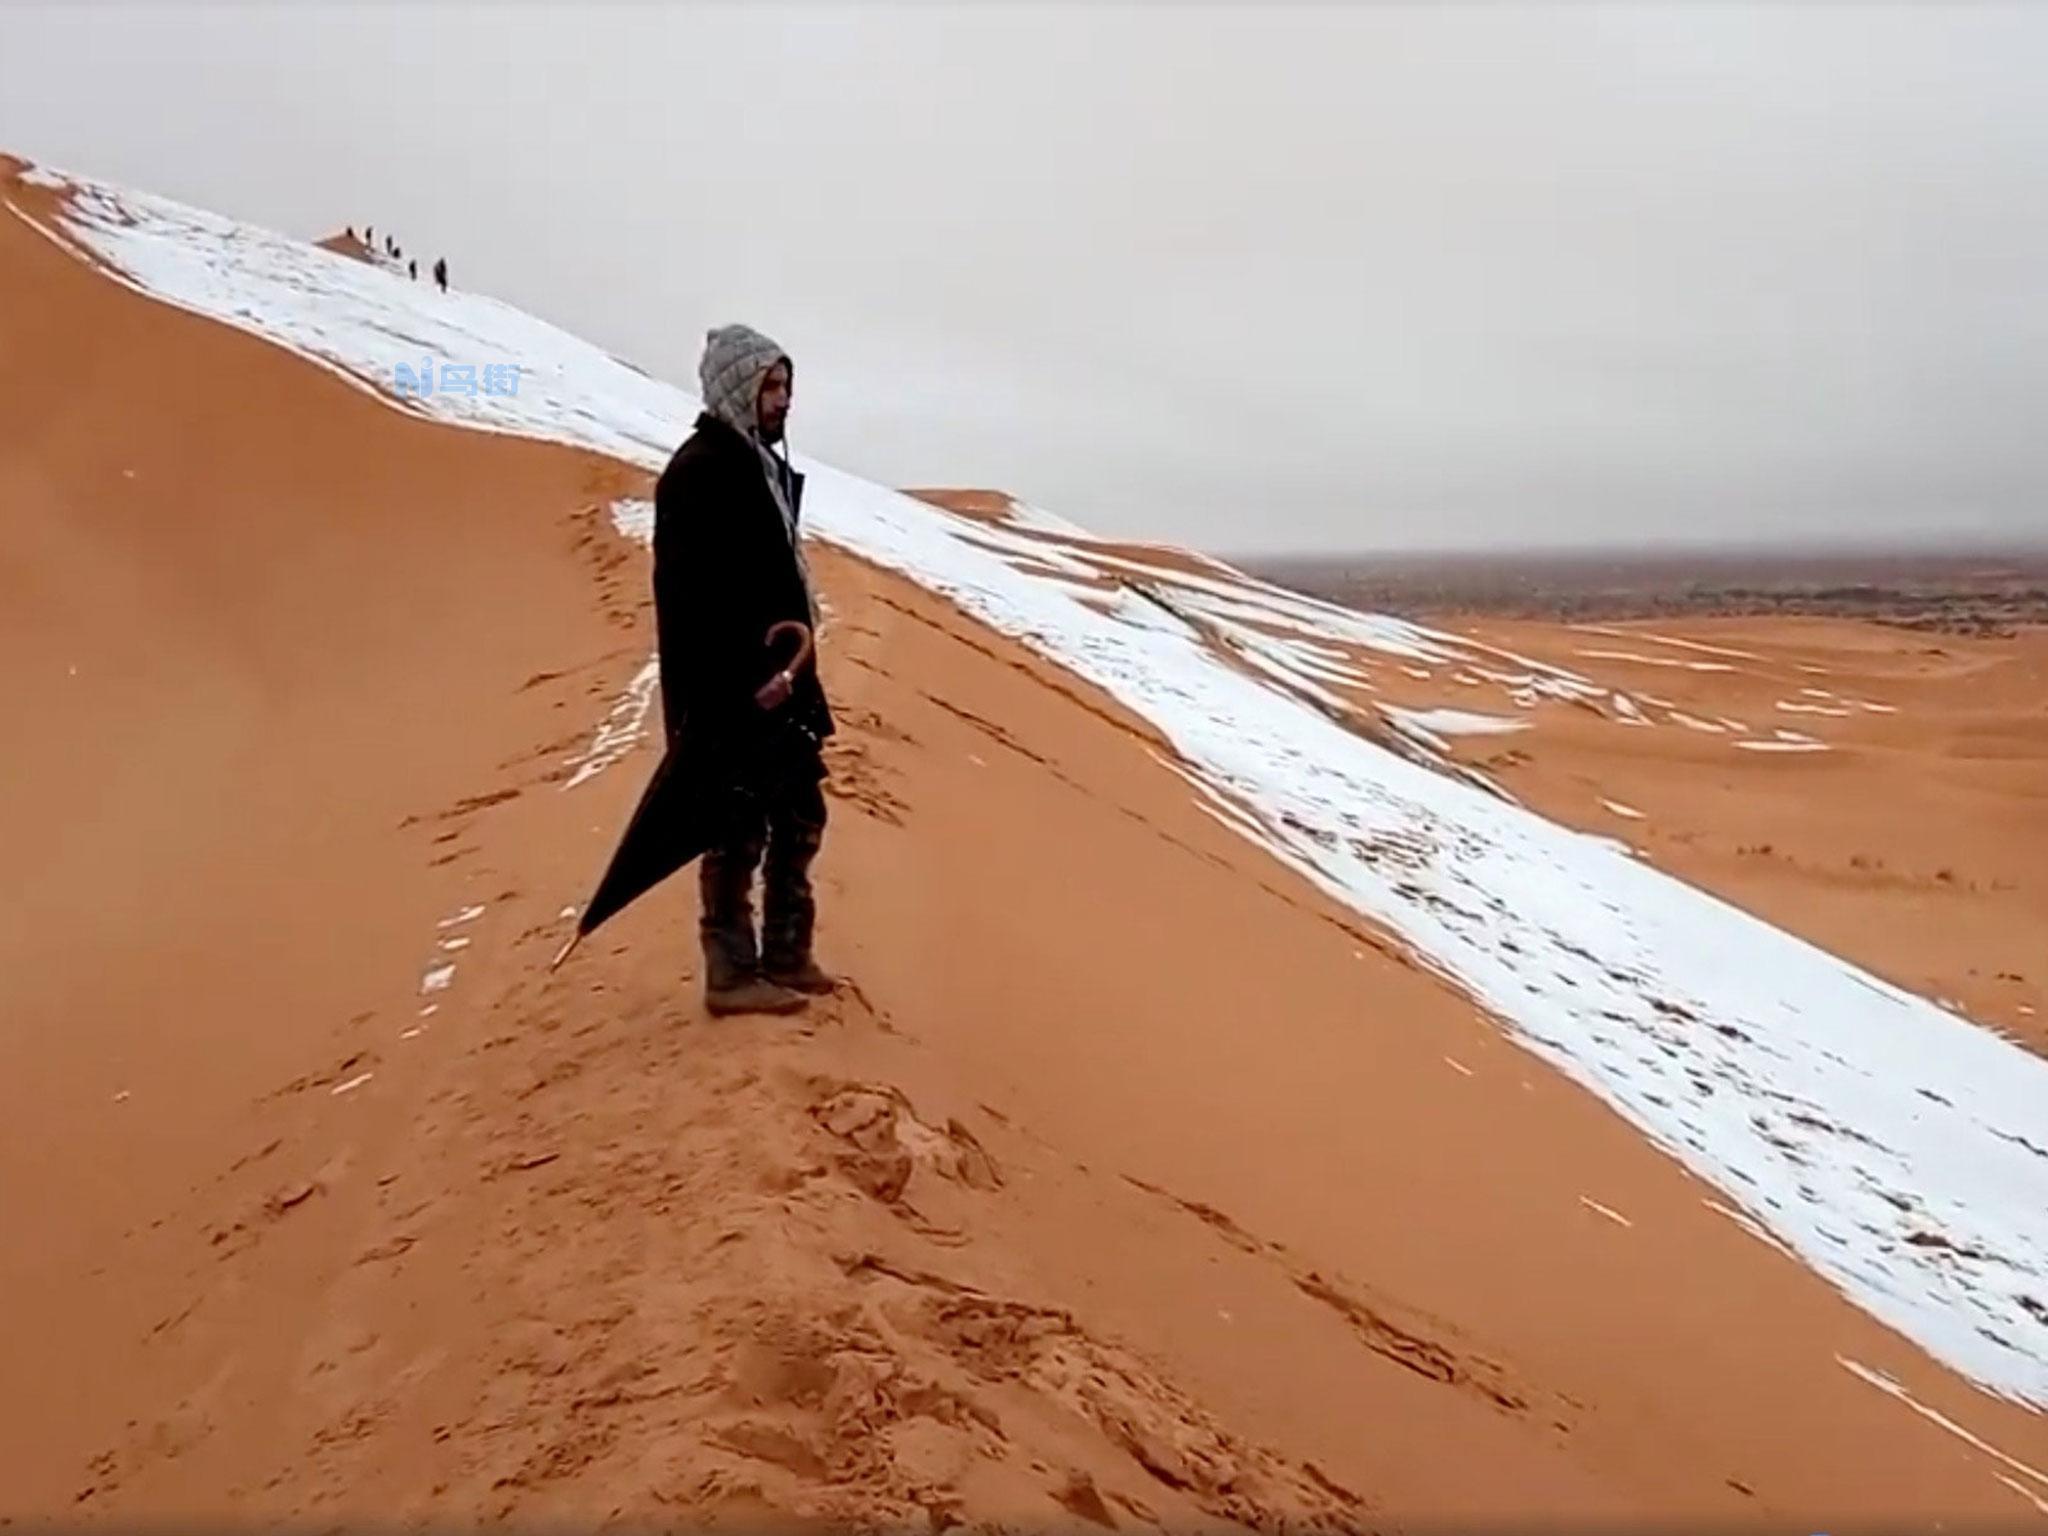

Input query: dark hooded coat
[564,328,833,942]
[652,413,832,754]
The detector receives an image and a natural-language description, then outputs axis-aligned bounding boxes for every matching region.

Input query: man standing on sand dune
[653,324,836,1017]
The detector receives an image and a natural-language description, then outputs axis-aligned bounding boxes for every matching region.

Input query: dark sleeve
[653,455,754,740]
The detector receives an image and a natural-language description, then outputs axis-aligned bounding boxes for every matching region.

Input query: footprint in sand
[809,1083,1002,1205]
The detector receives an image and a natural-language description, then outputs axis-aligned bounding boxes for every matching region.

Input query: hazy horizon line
[1224,534,2048,566]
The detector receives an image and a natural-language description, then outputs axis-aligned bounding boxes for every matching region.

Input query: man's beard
[758,416,786,445]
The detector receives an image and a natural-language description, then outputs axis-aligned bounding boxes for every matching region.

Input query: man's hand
[754,621,812,712]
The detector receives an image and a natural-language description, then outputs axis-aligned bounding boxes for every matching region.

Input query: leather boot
[700,849,806,1017]
[706,972,808,1017]
[762,850,835,995]
[763,952,837,996]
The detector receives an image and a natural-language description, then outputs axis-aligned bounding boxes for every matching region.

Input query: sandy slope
[0,160,636,1509]
[7,159,2048,1525]
[907,491,2046,1059]
[1440,616,2048,1058]
[314,228,373,262]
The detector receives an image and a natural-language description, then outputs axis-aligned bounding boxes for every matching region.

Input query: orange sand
[6,160,2048,1526]
[314,229,373,262]
[1451,616,2048,1058]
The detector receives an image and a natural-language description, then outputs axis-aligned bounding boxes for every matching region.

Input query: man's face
[756,360,792,444]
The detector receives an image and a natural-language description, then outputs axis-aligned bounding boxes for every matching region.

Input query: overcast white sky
[9,2,2046,554]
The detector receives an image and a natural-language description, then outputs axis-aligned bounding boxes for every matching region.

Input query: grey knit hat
[698,323,791,438]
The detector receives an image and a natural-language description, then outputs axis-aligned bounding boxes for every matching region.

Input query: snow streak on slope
[558,499,660,791]
[19,164,2048,1409]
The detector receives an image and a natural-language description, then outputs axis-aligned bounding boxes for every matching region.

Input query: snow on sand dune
[17,163,2048,1409]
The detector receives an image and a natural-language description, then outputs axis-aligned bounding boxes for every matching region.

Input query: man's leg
[698,799,805,1016]
[761,768,833,993]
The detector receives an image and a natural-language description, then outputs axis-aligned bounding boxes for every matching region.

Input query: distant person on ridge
[433,257,448,293]
[408,258,417,280]
[653,324,835,1017]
